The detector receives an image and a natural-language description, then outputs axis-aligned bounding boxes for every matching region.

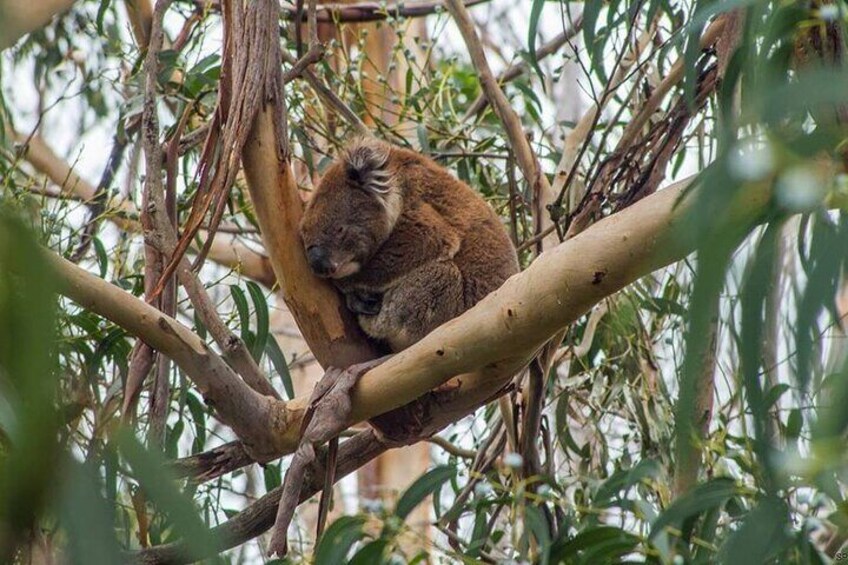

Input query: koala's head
[300,138,402,279]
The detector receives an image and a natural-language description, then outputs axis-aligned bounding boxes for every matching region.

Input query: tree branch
[446,0,556,249]
[14,131,277,285]
[51,175,774,469]
[46,252,293,461]
[194,0,492,24]
[462,15,584,121]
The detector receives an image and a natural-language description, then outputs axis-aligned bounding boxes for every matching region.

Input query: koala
[300,137,519,352]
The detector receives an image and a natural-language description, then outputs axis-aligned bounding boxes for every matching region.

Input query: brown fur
[300,138,519,351]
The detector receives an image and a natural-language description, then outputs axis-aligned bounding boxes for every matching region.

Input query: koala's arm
[344,289,382,316]
[356,259,465,352]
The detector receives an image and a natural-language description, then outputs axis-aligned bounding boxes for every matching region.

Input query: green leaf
[96,0,112,35]
[92,237,109,278]
[185,392,207,449]
[263,463,281,491]
[60,460,123,565]
[0,210,62,554]
[314,515,368,565]
[595,459,661,506]
[527,0,546,85]
[582,0,602,67]
[467,506,488,557]
[763,383,790,411]
[394,465,455,520]
[229,284,251,348]
[650,478,739,540]
[348,539,389,565]
[245,281,269,362]
[265,338,295,400]
[718,497,790,563]
[117,431,216,561]
[524,505,551,565]
[416,123,430,155]
[550,525,640,563]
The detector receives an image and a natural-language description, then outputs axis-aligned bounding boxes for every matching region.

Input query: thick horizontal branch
[345,178,772,424]
[52,174,772,464]
[195,0,490,23]
[60,177,774,563]
[47,252,294,461]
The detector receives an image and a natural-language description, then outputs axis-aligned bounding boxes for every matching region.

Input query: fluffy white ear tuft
[342,138,402,228]
[343,138,395,195]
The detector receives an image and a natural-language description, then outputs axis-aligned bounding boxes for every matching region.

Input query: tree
[1,0,847,563]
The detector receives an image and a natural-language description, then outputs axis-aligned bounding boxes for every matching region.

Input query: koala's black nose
[306,245,334,276]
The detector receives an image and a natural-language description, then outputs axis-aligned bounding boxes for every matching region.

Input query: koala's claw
[267,355,393,557]
[301,356,390,441]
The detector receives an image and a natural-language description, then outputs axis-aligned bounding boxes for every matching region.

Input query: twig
[444,0,554,253]
[281,43,325,83]
[171,441,252,481]
[280,49,369,136]
[462,14,584,121]
[427,435,477,459]
[69,129,130,262]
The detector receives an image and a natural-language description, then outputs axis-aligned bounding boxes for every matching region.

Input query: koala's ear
[343,138,394,195]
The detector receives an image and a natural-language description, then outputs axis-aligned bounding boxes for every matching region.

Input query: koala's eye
[335,225,347,236]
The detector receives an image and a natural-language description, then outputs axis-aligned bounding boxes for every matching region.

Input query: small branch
[445,0,556,253]
[282,44,324,84]
[426,435,476,459]
[171,441,252,481]
[462,15,584,121]
[281,50,369,136]
[47,252,288,462]
[616,19,725,151]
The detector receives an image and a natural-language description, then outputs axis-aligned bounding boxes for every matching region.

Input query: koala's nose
[306,246,334,276]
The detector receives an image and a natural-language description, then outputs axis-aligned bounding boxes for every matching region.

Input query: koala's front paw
[345,290,382,316]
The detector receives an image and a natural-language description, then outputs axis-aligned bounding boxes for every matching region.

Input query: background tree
[1,0,847,563]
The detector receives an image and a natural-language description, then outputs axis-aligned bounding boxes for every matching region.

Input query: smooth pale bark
[0,0,76,50]
[347,179,771,423]
[50,177,774,462]
[47,252,297,461]
[130,176,774,564]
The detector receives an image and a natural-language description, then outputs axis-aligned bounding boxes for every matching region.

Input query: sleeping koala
[300,137,518,352]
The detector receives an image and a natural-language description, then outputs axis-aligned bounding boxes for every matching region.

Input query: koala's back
[393,147,519,306]
[349,145,519,350]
